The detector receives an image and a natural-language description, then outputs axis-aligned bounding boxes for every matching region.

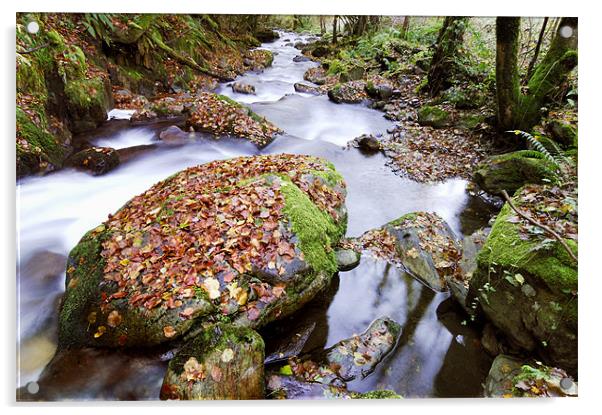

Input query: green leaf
[279,365,293,376]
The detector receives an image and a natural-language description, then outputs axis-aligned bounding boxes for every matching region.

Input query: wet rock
[481,323,501,357]
[256,29,280,43]
[292,55,311,63]
[356,134,381,153]
[65,76,112,133]
[67,147,119,176]
[186,92,281,147]
[473,150,559,196]
[448,227,490,312]
[384,212,461,292]
[267,317,401,398]
[469,185,577,375]
[303,67,327,85]
[294,83,321,95]
[417,105,452,128]
[485,355,577,397]
[161,324,265,400]
[231,82,256,95]
[159,125,189,143]
[327,81,367,104]
[57,154,347,349]
[264,322,316,364]
[335,249,361,272]
[246,49,274,70]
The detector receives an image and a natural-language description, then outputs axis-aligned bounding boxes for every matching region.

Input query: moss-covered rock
[161,324,265,400]
[469,186,577,375]
[417,105,452,128]
[473,150,559,196]
[64,76,112,133]
[546,119,577,149]
[58,154,347,349]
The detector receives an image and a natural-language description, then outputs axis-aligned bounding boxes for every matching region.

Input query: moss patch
[280,178,339,275]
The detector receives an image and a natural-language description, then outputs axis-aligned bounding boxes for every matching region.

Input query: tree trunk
[319,16,326,34]
[332,15,338,44]
[525,17,549,82]
[425,16,469,96]
[495,17,521,132]
[400,16,410,39]
[517,17,578,129]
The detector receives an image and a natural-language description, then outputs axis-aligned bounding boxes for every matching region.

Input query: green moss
[64,76,105,110]
[353,390,402,399]
[58,227,111,347]
[57,45,88,82]
[473,150,560,195]
[16,106,63,166]
[280,177,339,275]
[417,105,451,128]
[387,212,418,227]
[457,113,486,130]
[169,323,263,375]
[476,201,577,297]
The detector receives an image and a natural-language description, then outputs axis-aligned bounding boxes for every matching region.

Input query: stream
[16,31,494,400]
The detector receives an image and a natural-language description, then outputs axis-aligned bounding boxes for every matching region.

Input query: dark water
[16,31,495,400]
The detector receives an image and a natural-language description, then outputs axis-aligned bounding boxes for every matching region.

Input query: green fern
[509,130,571,169]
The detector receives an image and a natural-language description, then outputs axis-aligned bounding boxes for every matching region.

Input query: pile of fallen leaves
[187,92,282,146]
[508,184,578,243]
[510,364,576,397]
[382,123,491,182]
[99,154,344,323]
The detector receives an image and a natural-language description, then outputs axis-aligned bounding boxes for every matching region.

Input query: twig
[501,190,577,263]
[17,42,50,54]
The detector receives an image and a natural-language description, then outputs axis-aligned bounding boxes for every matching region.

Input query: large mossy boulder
[64,76,112,133]
[469,185,578,375]
[417,105,452,128]
[384,212,462,292]
[161,324,265,400]
[58,154,347,349]
[473,150,559,196]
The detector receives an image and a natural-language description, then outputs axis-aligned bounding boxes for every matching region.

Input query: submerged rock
[485,355,577,397]
[384,212,462,292]
[469,185,577,374]
[335,248,361,272]
[266,317,401,399]
[231,82,256,95]
[161,324,265,400]
[58,154,347,349]
[67,147,119,175]
[416,105,452,128]
[473,150,559,196]
[159,125,189,143]
[292,55,311,63]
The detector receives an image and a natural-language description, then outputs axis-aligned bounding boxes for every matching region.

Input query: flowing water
[16,32,494,400]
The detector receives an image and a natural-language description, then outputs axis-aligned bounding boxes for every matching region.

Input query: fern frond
[509,130,560,166]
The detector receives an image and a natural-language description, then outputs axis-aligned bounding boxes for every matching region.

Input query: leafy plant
[510,130,571,169]
[81,13,115,45]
